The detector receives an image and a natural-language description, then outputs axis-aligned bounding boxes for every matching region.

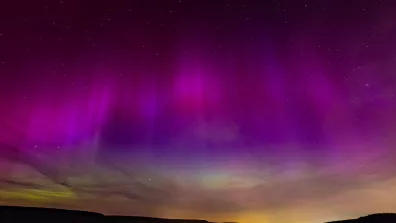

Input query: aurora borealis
[1,0,396,222]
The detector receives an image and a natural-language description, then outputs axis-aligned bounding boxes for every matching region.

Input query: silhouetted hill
[106,217,237,223]
[0,206,216,223]
[106,216,214,223]
[328,213,396,223]
[0,205,104,223]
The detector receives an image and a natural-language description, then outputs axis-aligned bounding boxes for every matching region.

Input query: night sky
[1,0,396,222]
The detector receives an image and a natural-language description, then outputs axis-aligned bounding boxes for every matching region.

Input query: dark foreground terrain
[0,206,215,223]
[327,213,396,223]
[0,205,394,223]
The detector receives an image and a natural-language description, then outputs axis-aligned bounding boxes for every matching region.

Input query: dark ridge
[0,205,104,223]
[0,205,217,223]
[106,216,214,223]
[327,213,396,223]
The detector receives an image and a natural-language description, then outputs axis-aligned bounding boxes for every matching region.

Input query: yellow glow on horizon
[0,188,75,202]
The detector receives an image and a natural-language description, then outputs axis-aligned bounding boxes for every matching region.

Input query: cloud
[0,142,68,186]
